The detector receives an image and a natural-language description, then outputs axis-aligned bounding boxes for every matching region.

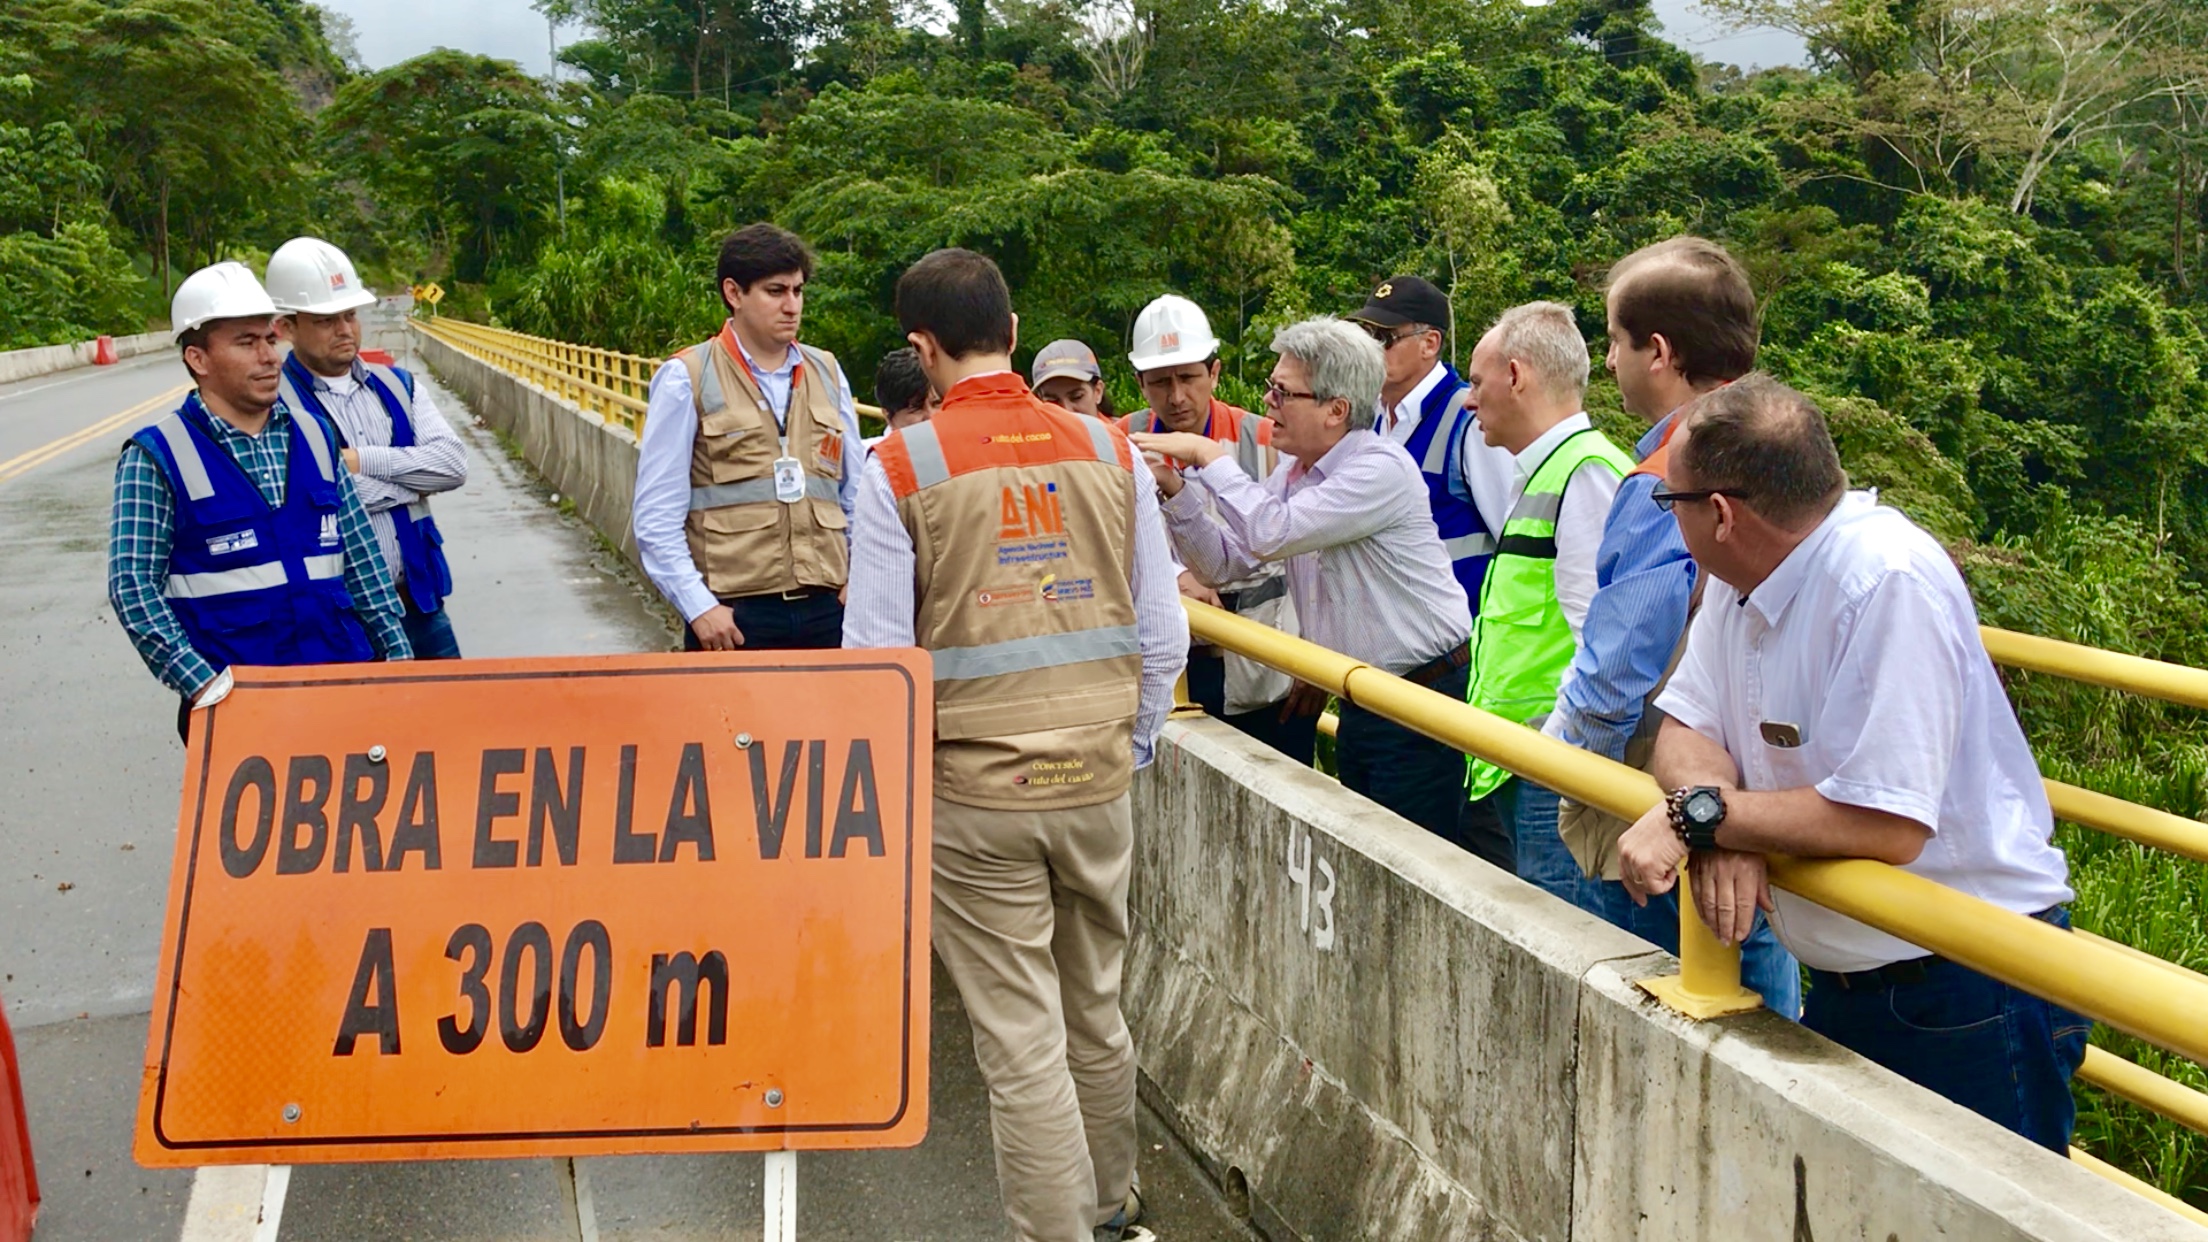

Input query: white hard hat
[265,236,377,316]
[171,262,279,341]
[1127,294,1220,373]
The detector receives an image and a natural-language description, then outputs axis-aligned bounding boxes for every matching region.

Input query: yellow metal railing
[411,318,885,435]
[1184,599,2208,1216]
[427,319,2208,1216]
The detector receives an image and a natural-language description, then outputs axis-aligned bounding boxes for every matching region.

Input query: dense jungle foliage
[7,0,2208,1208]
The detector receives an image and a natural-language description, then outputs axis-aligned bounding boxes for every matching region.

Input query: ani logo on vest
[318,513,341,546]
[995,479,1073,568]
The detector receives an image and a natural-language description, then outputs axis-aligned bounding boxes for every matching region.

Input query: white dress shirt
[840,423,1188,768]
[632,340,866,622]
[1509,414,1622,642]
[1384,361,1516,536]
[302,362,468,589]
[1162,428,1472,675]
[1655,492,2072,971]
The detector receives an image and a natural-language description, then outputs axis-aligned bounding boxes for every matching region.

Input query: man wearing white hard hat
[268,237,469,658]
[1123,294,1316,767]
[107,262,412,742]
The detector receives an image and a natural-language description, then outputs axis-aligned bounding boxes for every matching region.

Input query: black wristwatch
[1667,785,1727,851]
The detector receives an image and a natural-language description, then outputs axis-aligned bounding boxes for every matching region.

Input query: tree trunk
[157,179,172,304]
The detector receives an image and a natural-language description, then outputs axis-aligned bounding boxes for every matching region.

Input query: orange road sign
[135,653,932,1166]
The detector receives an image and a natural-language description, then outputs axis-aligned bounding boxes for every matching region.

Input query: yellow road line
[0,383,189,485]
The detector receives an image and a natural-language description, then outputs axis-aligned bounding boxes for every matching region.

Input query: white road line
[179,1163,290,1242]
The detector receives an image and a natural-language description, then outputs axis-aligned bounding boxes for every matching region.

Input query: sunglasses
[1650,487,1751,513]
[1361,325,1427,350]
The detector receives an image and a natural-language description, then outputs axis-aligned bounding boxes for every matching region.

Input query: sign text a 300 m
[134,652,931,1165]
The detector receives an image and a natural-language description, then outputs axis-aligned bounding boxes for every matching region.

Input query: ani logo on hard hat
[330,273,348,290]
[1159,332,1180,350]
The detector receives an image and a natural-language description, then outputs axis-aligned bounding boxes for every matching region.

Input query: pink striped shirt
[1161,428,1472,675]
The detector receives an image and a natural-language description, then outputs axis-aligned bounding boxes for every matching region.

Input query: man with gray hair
[1459,301,1633,877]
[1134,317,1478,855]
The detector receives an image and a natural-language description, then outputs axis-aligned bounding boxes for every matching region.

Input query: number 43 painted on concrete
[1285,828,1336,952]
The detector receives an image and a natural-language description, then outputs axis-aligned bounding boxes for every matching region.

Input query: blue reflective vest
[1401,365,1494,607]
[129,395,375,673]
[277,354,454,614]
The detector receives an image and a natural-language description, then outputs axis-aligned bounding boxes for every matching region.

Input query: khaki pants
[933,793,1138,1242]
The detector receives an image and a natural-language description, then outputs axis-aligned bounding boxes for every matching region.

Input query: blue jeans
[1493,777,1802,1018]
[402,600,463,659]
[1804,909,2089,1153]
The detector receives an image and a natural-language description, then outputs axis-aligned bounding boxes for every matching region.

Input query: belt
[1811,905,2066,990]
[1402,640,1471,689]
[1218,578,1288,614]
[731,586,838,604]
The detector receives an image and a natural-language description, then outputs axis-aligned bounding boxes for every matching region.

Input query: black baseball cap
[1348,276,1451,332]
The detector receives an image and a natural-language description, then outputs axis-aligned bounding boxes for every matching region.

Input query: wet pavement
[0,315,1251,1240]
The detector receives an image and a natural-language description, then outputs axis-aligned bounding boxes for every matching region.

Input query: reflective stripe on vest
[692,343,727,416]
[1402,377,1491,606]
[164,551,344,600]
[931,623,1142,682]
[148,414,216,501]
[1464,426,1633,799]
[688,475,839,509]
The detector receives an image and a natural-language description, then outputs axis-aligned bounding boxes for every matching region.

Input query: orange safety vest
[678,322,849,598]
[1122,399,1277,480]
[878,374,1143,810]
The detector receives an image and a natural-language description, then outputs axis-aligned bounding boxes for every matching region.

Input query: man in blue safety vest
[268,237,468,658]
[107,262,412,741]
[1346,277,1516,609]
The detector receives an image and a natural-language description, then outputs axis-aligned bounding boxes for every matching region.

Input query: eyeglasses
[1361,325,1426,350]
[1263,381,1320,406]
[1650,487,1751,513]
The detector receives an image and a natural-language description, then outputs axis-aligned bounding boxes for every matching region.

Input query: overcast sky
[320,0,1807,79]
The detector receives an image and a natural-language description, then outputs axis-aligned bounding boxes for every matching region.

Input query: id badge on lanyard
[773,454,805,504]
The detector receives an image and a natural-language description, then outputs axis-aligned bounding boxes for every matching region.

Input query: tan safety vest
[679,324,849,599]
[876,374,1142,810]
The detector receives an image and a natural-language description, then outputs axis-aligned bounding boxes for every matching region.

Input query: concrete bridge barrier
[412,321,2202,1241]
[411,324,644,566]
[1129,719,2196,1241]
[0,331,169,385]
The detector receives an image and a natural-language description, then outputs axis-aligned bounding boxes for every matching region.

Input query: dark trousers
[1803,908,2089,1152]
[682,588,846,651]
[1185,650,1320,768]
[402,599,462,659]
[1337,663,1488,858]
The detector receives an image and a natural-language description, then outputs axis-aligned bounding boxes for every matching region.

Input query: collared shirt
[1654,492,2072,972]
[108,398,413,699]
[1161,428,1471,675]
[840,373,1188,767]
[632,338,867,622]
[1509,413,1621,642]
[297,359,468,587]
[1543,413,1694,762]
[1384,361,1515,535]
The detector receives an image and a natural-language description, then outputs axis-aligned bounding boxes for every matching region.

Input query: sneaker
[1124,1185,1146,1228]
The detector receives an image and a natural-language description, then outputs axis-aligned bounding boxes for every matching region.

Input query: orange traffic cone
[93,335,117,366]
[0,993,39,1242]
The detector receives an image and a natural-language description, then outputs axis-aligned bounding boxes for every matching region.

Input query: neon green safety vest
[1464,426,1634,800]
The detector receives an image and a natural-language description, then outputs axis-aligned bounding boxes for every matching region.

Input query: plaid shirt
[107,394,412,699]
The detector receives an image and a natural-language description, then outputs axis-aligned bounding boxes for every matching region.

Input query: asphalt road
[0,315,1249,1241]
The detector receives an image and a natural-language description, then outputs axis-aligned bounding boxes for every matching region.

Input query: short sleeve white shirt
[1655,492,2071,971]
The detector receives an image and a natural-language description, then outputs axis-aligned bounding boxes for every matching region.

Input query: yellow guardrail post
[1181,599,1757,1017]
[1642,867,1762,1019]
